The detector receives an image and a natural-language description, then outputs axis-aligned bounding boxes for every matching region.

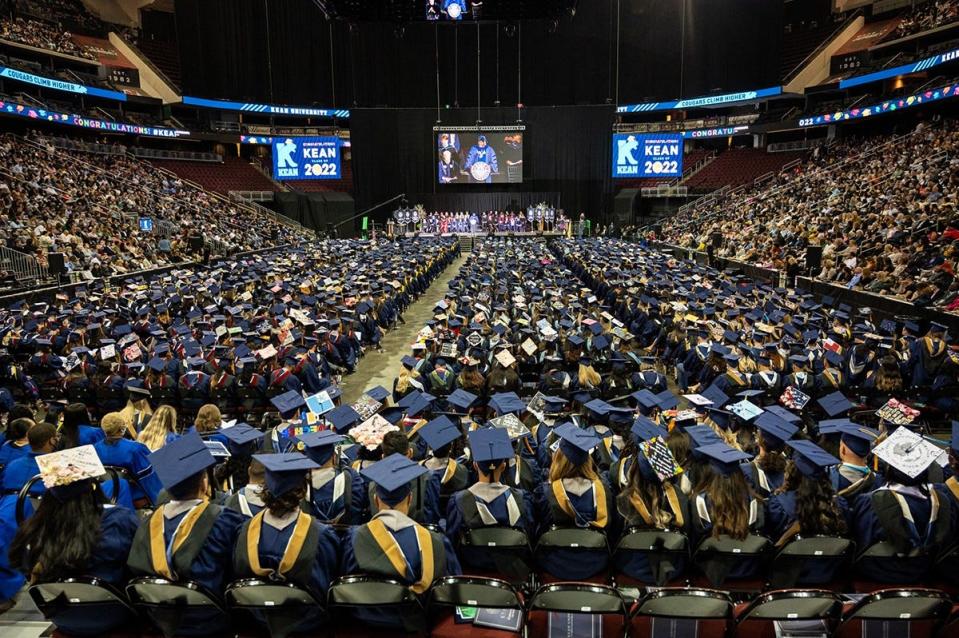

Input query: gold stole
[367,519,434,594]
[551,479,608,529]
[924,337,946,357]
[406,419,429,438]
[148,503,210,580]
[628,484,684,528]
[245,510,312,579]
[440,458,458,485]
[946,477,959,503]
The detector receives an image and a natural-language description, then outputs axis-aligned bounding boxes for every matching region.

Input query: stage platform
[398,231,567,238]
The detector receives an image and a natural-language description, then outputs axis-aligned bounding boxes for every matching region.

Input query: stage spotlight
[470,0,483,19]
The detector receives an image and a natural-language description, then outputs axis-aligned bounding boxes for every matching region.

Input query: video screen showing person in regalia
[436,131,523,184]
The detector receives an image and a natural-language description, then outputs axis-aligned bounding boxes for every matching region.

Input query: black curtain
[350,105,615,222]
[174,0,782,108]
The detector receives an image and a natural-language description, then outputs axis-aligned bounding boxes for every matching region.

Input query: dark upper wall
[173,0,784,108]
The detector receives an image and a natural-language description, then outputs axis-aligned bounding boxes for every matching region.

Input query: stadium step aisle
[339,249,471,404]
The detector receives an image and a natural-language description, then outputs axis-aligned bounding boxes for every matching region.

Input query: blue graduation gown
[446,486,534,571]
[2,452,45,495]
[534,479,612,579]
[76,425,106,446]
[741,462,785,498]
[252,516,338,593]
[0,495,24,603]
[309,468,367,524]
[94,438,162,503]
[0,441,30,477]
[765,491,850,584]
[85,506,141,585]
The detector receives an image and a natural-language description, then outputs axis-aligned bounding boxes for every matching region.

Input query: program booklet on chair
[475,608,523,632]
[774,620,828,638]
[547,612,602,638]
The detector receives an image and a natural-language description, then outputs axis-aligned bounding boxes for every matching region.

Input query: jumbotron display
[436,131,524,185]
[272,136,342,180]
[611,133,683,179]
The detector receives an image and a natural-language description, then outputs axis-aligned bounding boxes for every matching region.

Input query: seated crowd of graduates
[0,237,957,635]
[0,237,461,427]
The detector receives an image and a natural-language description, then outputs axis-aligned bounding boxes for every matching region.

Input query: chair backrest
[103,465,154,507]
[128,577,224,607]
[427,576,523,610]
[735,589,842,622]
[633,588,732,620]
[834,588,952,638]
[226,579,324,638]
[327,575,425,634]
[461,526,532,582]
[855,540,933,584]
[770,535,853,587]
[693,533,771,586]
[29,577,136,636]
[127,577,230,638]
[529,583,627,615]
[534,526,610,580]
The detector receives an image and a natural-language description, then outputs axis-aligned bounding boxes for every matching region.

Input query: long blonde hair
[137,405,177,451]
[118,397,153,439]
[577,363,602,388]
[194,404,221,433]
[549,447,601,482]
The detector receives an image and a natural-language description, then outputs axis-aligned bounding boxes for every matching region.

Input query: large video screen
[611,133,683,179]
[272,136,341,181]
[436,131,523,185]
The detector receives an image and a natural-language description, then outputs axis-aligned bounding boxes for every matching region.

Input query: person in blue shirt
[447,428,534,574]
[127,433,243,636]
[2,421,59,496]
[8,445,139,635]
[57,403,105,450]
[342,454,460,631]
[232,453,340,634]
[94,412,162,506]
[0,417,34,479]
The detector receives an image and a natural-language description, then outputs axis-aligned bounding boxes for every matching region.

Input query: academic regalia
[0,495,24,605]
[79,506,142,585]
[309,467,367,525]
[94,437,162,504]
[2,451,47,495]
[614,482,691,584]
[0,441,30,475]
[72,424,107,447]
[224,483,267,519]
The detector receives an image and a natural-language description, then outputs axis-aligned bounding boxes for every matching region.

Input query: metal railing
[229,190,275,202]
[130,147,222,162]
[0,245,48,287]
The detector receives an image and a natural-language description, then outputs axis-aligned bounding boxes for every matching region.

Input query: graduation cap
[361,453,429,506]
[37,445,105,501]
[468,427,513,470]
[254,453,318,495]
[270,390,305,419]
[872,427,942,479]
[488,392,526,415]
[837,423,879,457]
[700,384,730,408]
[364,385,390,403]
[817,391,853,418]
[220,423,265,455]
[148,432,216,491]
[447,388,478,412]
[763,405,802,424]
[754,412,798,450]
[696,442,752,476]
[632,416,668,443]
[403,391,436,418]
[584,398,613,420]
[555,422,601,465]
[419,415,461,452]
[631,389,660,412]
[327,404,363,432]
[655,389,679,410]
[785,439,838,478]
[298,430,345,465]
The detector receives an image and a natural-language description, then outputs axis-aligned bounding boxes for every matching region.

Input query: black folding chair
[426,576,525,637]
[768,535,853,589]
[29,577,138,637]
[225,578,326,638]
[733,589,843,638]
[630,587,733,638]
[611,527,689,586]
[459,525,532,586]
[127,576,231,638]
[527,583,628,638]
[692,533,771,591]
[327,574,426,636]
[834,588,952,638]
[533,525,610,582]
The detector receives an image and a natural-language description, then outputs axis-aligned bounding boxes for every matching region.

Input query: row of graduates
[557,238,959,416]
[0,237,462,418]
[5,390,959,634]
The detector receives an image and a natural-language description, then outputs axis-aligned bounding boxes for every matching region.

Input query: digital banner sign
[0,65,127,101]
[840,46,959,89]
[798,82,959,127]
[618,86,782,113]
[183,96,349,119]
[612,133,683,178]
[0,99,191,138]
[272,137,341,180]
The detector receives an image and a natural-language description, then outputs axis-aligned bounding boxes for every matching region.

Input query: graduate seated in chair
[232,452,340,631]
[127,432,244,595]
[299,430,367,525]
[342,453,460,629]
[94,412,162,507]
[446,427,534,572]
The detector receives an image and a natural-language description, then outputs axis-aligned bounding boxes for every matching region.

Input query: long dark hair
[701,471,750,540]
[756,433,787,475]
[780,463,847,536]
[262,484,307,518]
[58,403,91,450]
[10,486,103,582]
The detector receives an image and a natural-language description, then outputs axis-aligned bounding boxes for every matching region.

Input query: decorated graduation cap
[254,452,318,495]
[696,442,752,476]
[837,423,879,457]
[220,423,265,455]
[419,415,461,452]
[469,427,513,472]
[754,412,798,450]
[817,391,853,418]
[148,431,217,491]
[270,390,306,419]
[785,440,838,479]
[36,445,104,501]
[298,430,345,465]
[361,453,429,506]
[554,422,602,465]
[489,392,526,415]
[872,426,942,480]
